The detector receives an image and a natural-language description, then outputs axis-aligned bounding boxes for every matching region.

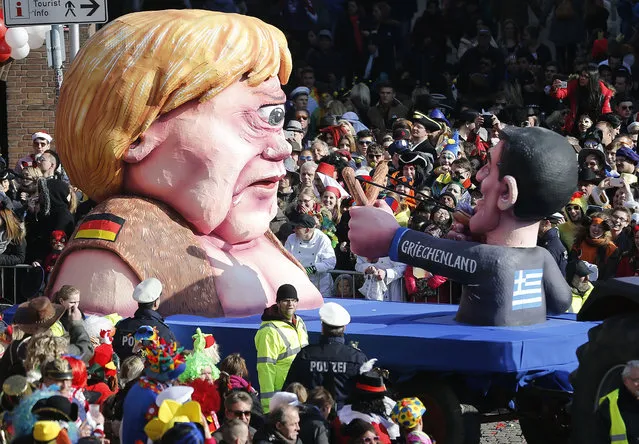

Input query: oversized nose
[262,134,291,161]
[476,164,489,182]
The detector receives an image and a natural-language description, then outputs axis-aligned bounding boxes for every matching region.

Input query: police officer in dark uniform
[538,213,568,277]
[284,302,368,408]
[112,278,177,360]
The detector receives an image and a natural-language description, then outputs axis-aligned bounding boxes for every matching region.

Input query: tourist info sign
[3,0,107,26]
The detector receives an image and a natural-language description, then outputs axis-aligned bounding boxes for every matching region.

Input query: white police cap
[319,302,351,327]
[132,277,163,304]
[269,391,300,412]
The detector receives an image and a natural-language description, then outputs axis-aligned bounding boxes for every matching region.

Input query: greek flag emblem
[512,269,543,310]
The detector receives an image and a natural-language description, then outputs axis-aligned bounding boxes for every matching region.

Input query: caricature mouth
[250,174,285,188]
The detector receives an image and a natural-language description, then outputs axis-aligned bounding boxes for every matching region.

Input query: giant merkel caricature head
[56,10,293,243]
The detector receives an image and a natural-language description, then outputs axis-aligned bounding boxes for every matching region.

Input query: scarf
[272,429,298,444]
[585,237,609,248]
[0,230,9,255]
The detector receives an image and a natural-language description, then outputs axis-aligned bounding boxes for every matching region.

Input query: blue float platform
[166,299,599,381]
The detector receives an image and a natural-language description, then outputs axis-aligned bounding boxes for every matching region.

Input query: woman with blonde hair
[0,197,26,266]
[348,83,371,118]
[337,133,357,153]
[337,119,357,138]
[17,166,42,217]
[24,331,69,376]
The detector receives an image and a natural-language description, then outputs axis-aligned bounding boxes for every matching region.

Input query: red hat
[204,335,215,348]
[324,186,341,199]
[316,162,336,177]
[336,149,352,160]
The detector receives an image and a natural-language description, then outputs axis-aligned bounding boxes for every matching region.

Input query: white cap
[32,132,52,143]
[628,121,639,134]
[132,277,162,303]
[156,386,194,406]
[269,392,300,412]
[290,86,310,99]
[319,302,351,327]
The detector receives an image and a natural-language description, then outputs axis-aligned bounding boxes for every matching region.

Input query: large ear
[122,119,172,164]
[497,175,518,211]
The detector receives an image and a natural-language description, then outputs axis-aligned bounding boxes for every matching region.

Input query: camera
[482,113,494,129]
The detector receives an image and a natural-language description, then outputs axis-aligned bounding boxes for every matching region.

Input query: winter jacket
[255,305,308,411]
[550,79,613,133]
[284,336,368,409]
[113,308,176,361]
[538,227,568,277]
[0,238,26,266]
[299,404,331,444]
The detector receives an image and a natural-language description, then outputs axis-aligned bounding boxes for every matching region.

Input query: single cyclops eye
[258,105,286,126]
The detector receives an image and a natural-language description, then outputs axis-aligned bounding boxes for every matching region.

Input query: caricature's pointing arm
[389,228,485,285]
[348,204,486,285]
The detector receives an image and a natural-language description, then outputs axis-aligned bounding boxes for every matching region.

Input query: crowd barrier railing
[327,269,460,304]
[0,264,35,306]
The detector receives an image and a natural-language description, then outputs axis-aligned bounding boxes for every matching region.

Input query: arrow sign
[3,0,108,25]
[80,0,100,16]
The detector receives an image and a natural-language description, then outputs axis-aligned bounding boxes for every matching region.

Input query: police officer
[284,302,368,408]
[112,278,177,360]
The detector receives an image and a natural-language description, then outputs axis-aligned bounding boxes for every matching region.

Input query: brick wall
[3,25,93,168]
[4,46,57,168]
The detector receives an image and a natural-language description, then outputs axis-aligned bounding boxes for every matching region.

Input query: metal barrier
[327,268,459,304]
[0,264,36,306]
[328,269,365,298]
[328,269,407,301]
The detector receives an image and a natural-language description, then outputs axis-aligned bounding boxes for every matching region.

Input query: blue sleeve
[388,228,409,262]
[388,228,486,285]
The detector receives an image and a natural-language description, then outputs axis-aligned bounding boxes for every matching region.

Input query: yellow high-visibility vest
[599,389,629,444]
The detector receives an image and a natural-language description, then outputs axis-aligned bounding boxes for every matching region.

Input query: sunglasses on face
[368,154,383,159]
[297,116,309,121]
[358,140,373,145]
[231,410,251,418]
[452,171,468,180]
[299,156,313,161]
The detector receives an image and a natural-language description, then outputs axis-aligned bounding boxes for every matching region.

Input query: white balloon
[5,27,29,49]
[27,33,44,50]
[35,25,51,40]
[10,44,29,60]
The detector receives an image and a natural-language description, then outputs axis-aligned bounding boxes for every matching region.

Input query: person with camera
[14,132,51,174]
[549,69,614,135]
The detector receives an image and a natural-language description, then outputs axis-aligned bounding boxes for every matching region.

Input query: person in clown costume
[179,328,222,433]
[390,397,432,444]
[121,337,186,444]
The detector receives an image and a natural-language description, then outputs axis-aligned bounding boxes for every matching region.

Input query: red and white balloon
[0,8,51,62]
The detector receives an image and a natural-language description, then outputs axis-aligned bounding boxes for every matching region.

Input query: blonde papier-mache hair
[56,10,293,202]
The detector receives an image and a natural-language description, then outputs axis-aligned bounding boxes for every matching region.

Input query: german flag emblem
[74,213,125,242]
